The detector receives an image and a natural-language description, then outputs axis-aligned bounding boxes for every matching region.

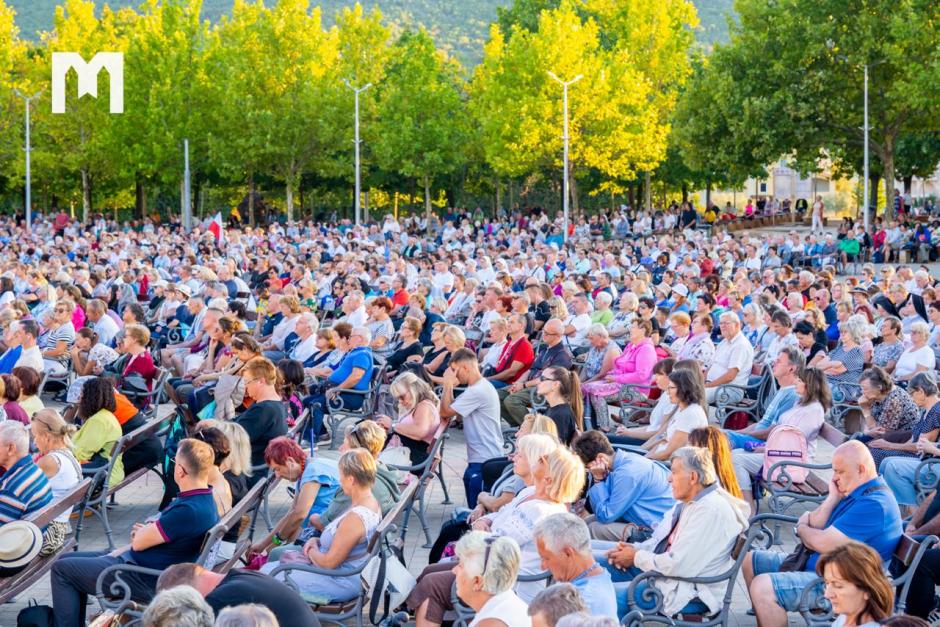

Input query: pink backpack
[763,425,809,483]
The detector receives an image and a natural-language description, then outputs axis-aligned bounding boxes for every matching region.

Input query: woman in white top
[454,532,530,627]
[612,358,678,445]
[818,542,893,627]
[644,367,708,461]
[67,328,121,403]
[30,409,82,555]
[895,321,935,382]
[478,318,509,376]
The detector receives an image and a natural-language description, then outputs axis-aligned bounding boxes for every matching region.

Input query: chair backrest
[819,423,848,447]
[894,534,922,567]
[25,477,93,529]
[198,473,276,566]
[367,480,419,553]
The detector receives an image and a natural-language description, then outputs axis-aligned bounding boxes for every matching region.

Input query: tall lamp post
[343,79,372,226]
[548,71,582,243]
[13,88,42,231]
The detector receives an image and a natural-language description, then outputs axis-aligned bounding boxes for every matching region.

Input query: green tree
[694,0,940,219]
[373,28,468,225]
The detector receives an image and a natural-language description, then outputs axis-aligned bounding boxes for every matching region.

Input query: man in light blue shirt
[572,431,674,542]
[534,513,618,619]
[724,347,803,449]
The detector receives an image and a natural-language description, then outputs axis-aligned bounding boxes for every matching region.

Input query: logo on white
[51,52,124,114]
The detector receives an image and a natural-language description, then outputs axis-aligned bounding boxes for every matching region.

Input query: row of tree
[0,0,700,223]
[2,0,936,223]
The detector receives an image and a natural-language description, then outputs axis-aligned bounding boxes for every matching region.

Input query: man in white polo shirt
[705,312,754,405]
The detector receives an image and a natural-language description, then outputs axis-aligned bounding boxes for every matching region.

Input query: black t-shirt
[387,340,425,372]
[206,570,320,627]
[234,400,287,472]
[222,471,250,543]
[807,342,827,362]
[545,403,577,446]
[533,301,552,324]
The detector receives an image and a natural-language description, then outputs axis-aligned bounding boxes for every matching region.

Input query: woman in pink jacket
[582,319,657,431]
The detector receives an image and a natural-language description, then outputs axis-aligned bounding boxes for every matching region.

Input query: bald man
[743,441,902,627]
[499,318,573,426]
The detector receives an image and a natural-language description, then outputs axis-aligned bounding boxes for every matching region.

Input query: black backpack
[17,601,54,627]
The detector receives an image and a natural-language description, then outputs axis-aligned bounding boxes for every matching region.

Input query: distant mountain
[8,0,736,65]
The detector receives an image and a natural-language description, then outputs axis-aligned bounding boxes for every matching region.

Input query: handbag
[779,542,812,572]
[17,601,54,627]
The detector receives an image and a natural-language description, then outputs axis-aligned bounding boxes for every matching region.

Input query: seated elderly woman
[877,372,940,507]
[672,314,716,368]
[594,446,750,619]
[872,316,904,375]
[429,430,559,564]
[407,444,585,624]
[66,328,121,403]
[169,318,242,417]
[426,325,466,385]
[39,299,76,377]
[814,316,866,391]
[895,321,936,383]
[377,371,442,468]
[384,317,425,375]
[307,420,400,531]
[304,324,349,375]
[13,366,43,419]
[580,324,622,386]
[856,366,920,439]
[250,437,341,558]
[608,293,638,341]
[582,319,657,432]
[262,448,382,605]
[479,318,509,377]
[453,532,530,627]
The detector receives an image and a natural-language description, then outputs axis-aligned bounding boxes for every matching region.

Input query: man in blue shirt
[51,439,219,627]
[724,347,803,450]
[304,326,374,441]
[534,513,618,618]
[744,441,902,626]
[572,431,674,542]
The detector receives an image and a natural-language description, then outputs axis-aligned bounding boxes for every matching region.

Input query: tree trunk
[286,179,294,224]
[496,179,502,216]
[705,179,712,210]
[248,173,256,227]
[869,173,880,215]
[628,184,635,209]
[508,179,514,214]
[681,183,689,203]
[903,176,913,195]
[364,190,370,224]
[135,173,146,220]
[424,174,432,234]
[882,136,896,220]
[644,171,652,212]
[81,167,91,223]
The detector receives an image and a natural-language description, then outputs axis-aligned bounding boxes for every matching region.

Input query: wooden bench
[0,478,93,604]
[83,415,168,549]
[762,423,848,516]
[269,480,420,627]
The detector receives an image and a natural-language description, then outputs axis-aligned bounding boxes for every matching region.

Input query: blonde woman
[547,296,568,321]
[427,326,466,385]
[378,371,442,468]
[479,318,509,376]
[31,409,82,554]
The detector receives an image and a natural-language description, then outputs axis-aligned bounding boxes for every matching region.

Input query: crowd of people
[0,204,940,626]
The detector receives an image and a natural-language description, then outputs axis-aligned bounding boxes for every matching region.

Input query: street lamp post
[343,79,372,226]
[13,89,42,231]
[548,71,582,243]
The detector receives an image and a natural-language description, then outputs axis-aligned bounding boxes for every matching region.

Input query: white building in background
[699,158,940,216]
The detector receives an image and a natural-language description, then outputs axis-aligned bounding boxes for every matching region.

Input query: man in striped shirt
[0,421,53,524]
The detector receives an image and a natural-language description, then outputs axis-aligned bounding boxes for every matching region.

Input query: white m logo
[51,52,124,114]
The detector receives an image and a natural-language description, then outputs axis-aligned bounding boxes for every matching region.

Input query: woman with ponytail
[30,408,82,554]
[535,366,584,445]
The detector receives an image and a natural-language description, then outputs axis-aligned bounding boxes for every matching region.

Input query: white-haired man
[0,421,53,523]
[705,312,754,405]
[534,513,617,618]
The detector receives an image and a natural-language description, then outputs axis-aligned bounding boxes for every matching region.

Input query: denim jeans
[463,462,485,509]
[723,430,765,450]
[305,392,365,441]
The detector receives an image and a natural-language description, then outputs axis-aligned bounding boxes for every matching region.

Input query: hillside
[9,0,735,65]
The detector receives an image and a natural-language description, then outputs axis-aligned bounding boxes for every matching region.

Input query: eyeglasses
[244,377,262,387]
[540,376,557,383]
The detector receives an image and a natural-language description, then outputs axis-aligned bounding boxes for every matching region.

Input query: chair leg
[417,492,433,549]
[436,467,451,505]
[261,492,274,531]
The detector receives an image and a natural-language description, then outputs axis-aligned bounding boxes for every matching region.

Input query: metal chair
[325,364,387,450]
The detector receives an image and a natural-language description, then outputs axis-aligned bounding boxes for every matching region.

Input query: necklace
[571,562,600,582]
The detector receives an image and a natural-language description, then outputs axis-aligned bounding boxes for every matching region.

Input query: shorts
[750,550,823,612]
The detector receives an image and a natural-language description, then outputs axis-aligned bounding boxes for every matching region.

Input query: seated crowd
[2,207,940,627]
